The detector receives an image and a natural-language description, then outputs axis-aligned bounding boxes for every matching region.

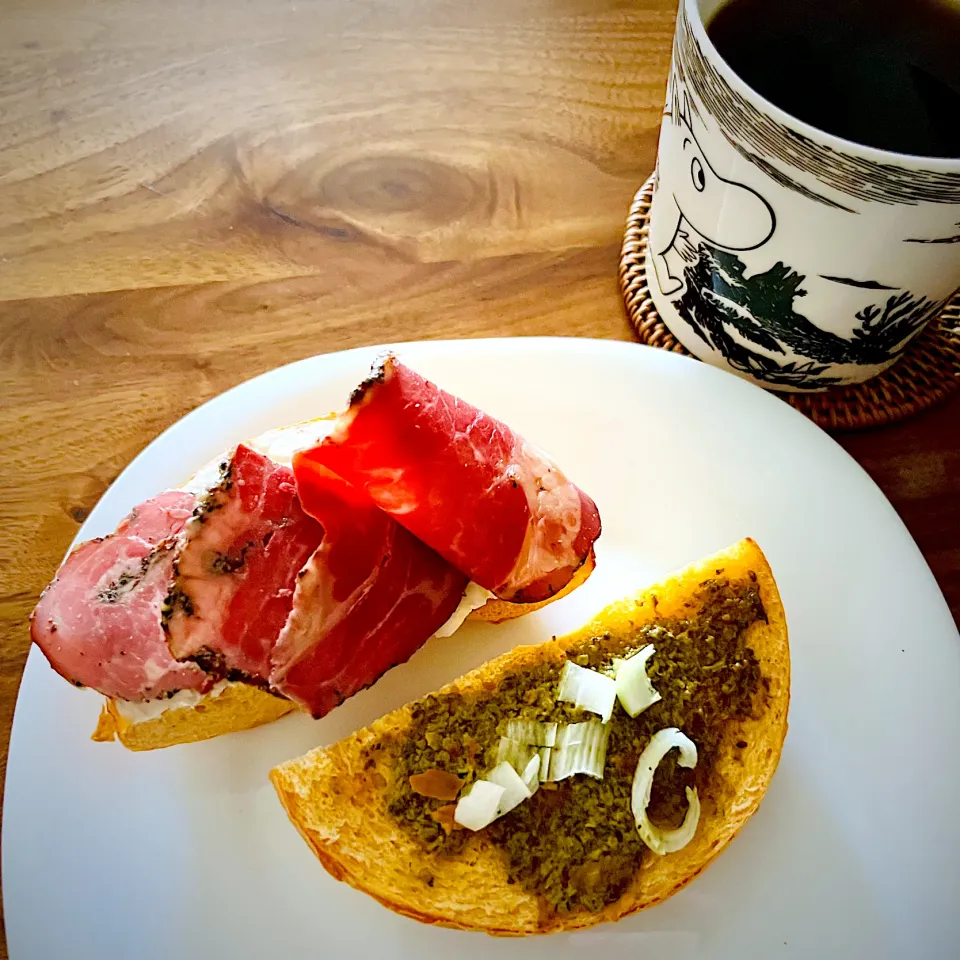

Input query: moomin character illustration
[651,88,776,296]
[647,87,939,389]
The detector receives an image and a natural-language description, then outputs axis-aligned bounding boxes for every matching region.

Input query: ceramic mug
[645,0,960,391]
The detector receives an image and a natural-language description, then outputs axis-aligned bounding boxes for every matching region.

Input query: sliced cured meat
[164,444,324,684]
[30,492,209,701]
[297,355,601,604]
[115,490,197,541]
[270,459,468,717]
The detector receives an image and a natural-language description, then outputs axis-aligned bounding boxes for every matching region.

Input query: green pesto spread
[380,576,766,916]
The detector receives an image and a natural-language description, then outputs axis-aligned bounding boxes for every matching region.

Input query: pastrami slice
[30,492,209,701]
[164,444,324,684]
[299,356,601,603]
[271,458,468,717]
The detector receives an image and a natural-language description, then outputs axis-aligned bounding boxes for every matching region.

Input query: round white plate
[4,338,958,959]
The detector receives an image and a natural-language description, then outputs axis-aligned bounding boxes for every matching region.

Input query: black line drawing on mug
[905,222,960,244]
[820,276,898,289]
[673,243,941,388]
[651,89,776,296]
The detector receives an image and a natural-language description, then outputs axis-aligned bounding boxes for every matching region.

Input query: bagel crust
[92,682,296,751]
[271,538,789,935]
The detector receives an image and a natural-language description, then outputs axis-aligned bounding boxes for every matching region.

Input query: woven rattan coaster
[619,177,960,430]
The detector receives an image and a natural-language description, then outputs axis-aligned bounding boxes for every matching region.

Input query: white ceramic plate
[4,338,959,959]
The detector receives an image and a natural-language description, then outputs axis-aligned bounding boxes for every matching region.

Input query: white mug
[646,0,960,391]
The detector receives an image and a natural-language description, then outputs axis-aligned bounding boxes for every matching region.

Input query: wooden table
[1,1,957,951]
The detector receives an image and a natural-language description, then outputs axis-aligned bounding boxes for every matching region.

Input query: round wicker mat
[619,177,960,430]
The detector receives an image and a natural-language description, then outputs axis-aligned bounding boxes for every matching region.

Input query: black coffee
[706,0,960,158]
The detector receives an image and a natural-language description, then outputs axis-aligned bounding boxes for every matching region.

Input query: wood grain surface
[0,0,957,954]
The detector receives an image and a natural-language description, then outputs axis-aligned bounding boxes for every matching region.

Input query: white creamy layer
[181,419,338,494]
[434,581,494,638]
[114,679,231,723]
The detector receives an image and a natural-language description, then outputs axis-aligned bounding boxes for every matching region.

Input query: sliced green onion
[557,660,617,723]
[521,755,541,793]
[547,720,610,781]
[537,746,552,782]
[454,779,506,831]
[608,657,626,678]
[497,737,538,772]
[487,761,532,816]
[497,740,543,792]
[505,719,558,747]
[631,727,700,855]
[614,644,662,718]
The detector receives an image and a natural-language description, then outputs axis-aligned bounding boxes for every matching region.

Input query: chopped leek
[631,727,700,855]
[614,644,662,718]
[454,779,505,831]
[505,719,558,747]
[521,755,541,793]
[537,746,552,782]
[557,660,617,723]
[497,738,538,772]
[487,761,532,816]
[547,720,610,781]
[497,740,543,793]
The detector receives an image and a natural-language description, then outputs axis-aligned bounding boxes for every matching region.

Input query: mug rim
[685,0,960,174]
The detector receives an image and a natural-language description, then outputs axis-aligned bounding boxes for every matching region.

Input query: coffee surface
[707,0,960,158]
